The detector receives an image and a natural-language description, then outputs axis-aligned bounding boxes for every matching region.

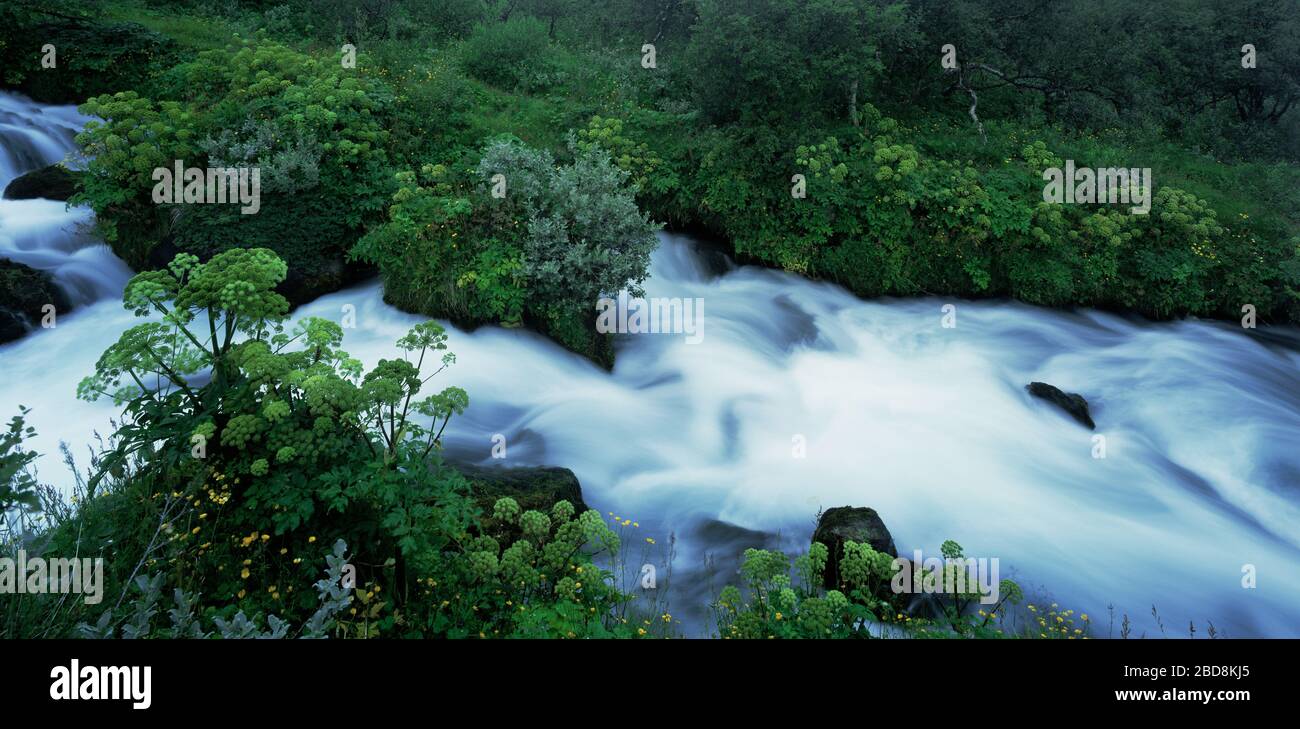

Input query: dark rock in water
[812,506,898,590]
[150,188,377,309]
[278,252,362,308]
[0,310,26,344]
[1025,381,1095,429]
[452,462,589,516]
[3,164,79,201]
[903,593,948,621]
[0,258,72,345]
[144,234,370,310]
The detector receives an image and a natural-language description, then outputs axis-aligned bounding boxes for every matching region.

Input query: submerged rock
[1025,381,1095,429]
[452,462,589,515]
[812,506,897,590]
[0,258,71,344]
[3,164,78,201]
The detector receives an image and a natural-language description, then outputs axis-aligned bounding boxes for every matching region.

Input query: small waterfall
[0,92,132,306]
[0,92,88,183]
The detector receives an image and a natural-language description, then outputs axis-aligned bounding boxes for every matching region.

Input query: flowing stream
[2,91,1298,637]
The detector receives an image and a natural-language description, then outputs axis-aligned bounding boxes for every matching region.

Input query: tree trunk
[849,80,859,127]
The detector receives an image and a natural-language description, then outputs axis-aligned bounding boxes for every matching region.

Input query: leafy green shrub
[0,409,40,515]
[382,50,479,163]
[459,17,551,89]
[478,137,659,320]
[74,39,397,301]
[577,115,674,199]
[683,0,905,128]
[75,541,354,639]
[353,159,527,328]
[61,247,464,626]
[713,543,876,639]
[353,136,658,361]
[684,110,1300,324]
[713,539,1033,639]
[427,496,639,639]
[0,17,178,104]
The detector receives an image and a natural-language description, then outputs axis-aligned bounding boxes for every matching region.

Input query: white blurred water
[0,92,132,305]
[2,91,1298,637]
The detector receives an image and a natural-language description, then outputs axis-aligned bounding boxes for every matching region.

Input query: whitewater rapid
[2,91,1298,637]
[0,93,132,305]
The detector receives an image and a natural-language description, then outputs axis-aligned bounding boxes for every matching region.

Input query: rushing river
[2,91,1298,637]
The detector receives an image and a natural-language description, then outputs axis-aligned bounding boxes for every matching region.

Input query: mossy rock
[163,188,373,307]
[452,462,589,516]
[449,462,587,548]
[0,258,72,344]
[3,164,79,201]
[812,506,898,591]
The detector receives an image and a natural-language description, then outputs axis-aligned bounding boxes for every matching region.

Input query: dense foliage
[713,540,1031,639]
[19,0,1294,332]
[0,3,178,105]
[72,38,397,303]
[353,136,657,359]
[1,0,1296,639]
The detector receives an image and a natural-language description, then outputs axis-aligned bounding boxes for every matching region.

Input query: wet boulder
[1025,381,1095,430]
[3,164,78,201]
[0,258,71,345]
[452,462,589,516]
[812,506,898,590]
